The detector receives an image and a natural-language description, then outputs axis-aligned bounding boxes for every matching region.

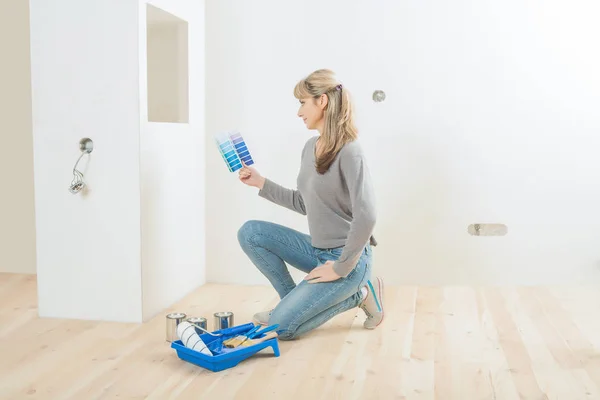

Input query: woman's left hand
[304,261,341,283]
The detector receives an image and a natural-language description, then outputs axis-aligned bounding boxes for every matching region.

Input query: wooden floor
[2,274,600,399]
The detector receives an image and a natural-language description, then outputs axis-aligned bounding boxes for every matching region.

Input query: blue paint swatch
[215,132,242,172]
[229,132,254,167]
[214,131,254,172]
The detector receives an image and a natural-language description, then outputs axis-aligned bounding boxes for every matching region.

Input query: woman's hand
[304,261,341,283]
[238,162,266,189]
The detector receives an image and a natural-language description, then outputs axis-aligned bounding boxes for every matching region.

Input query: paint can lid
[166,312,186,319]
[214,311,233,317]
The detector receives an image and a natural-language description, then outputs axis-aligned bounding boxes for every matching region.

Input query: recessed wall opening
[468,223,508,236]
[146,5,189,123]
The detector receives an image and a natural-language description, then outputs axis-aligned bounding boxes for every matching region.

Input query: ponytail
[294,69,358,174]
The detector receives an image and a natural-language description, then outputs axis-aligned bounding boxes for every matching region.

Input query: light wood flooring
[2,273,600,399]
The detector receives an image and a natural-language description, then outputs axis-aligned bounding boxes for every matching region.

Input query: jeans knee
[269,309,298,341]
[276,330,296,341]
[237,220,263,247]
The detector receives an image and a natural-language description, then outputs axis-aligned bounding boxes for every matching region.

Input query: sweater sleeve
[257,138,311,215]
[332,151,377,277]
[257,178,307,215]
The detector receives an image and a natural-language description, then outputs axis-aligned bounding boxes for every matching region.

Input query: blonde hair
[294,69,358,174]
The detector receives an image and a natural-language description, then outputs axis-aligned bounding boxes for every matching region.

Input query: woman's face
[297,95,327,131]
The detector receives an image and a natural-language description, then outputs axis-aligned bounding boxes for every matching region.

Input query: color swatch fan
[215,131,255,172]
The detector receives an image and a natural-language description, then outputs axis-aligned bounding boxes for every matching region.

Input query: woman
[237,69,384,340]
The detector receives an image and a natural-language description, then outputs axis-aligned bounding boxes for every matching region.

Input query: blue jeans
[237,220,372,340]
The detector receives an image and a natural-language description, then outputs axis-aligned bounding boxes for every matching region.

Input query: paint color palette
[215,131,254,172]
[229,132,254,167]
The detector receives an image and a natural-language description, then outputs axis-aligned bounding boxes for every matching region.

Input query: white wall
[205,0,600,286]
[30,0,143,321]
[0,1,36,274]
[139,0,205,321]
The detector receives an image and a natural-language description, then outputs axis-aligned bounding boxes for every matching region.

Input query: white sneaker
[252,309,272,326]
[359,277,384,329]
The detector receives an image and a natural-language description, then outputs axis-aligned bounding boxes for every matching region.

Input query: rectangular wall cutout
[146,4,189,123]
[468,223,508,236]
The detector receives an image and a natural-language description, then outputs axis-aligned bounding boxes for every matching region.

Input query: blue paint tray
[170,322,280,372]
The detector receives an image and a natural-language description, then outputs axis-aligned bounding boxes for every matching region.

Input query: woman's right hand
[238,162,266,189]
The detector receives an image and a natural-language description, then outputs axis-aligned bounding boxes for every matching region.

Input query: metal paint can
[214,311,234,330]
[166,312,187,342]
[186,317,208,332]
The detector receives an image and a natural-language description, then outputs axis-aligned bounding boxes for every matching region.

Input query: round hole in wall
[372,90,386,102]
[79,138,94,153]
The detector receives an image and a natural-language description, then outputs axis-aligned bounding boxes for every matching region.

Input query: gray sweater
[258,136,377,277]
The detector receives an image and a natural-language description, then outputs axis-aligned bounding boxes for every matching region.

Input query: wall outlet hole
[468,223,507,236]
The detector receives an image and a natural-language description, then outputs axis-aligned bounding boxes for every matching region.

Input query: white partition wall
[29,0,205,322]
[139,0,205,321]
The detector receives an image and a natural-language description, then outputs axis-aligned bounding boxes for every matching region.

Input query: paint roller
[176,321,213,356]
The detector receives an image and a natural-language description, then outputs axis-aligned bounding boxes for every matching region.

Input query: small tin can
[186,317,208,332]
[166,312,187,342]
[214,311,234,330]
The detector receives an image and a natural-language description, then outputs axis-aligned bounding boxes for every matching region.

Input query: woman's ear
[318,93,329,110]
